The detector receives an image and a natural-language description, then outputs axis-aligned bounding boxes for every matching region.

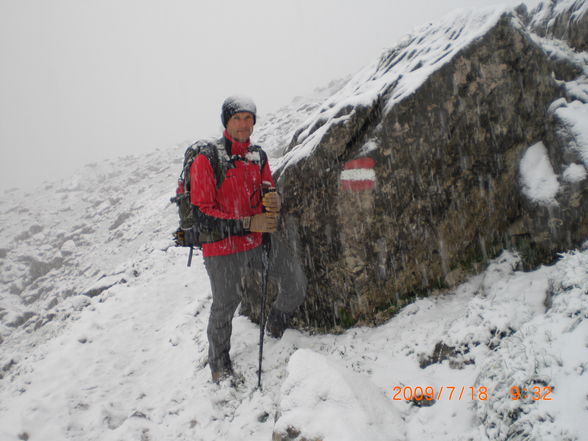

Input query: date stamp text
[391,385,553,402]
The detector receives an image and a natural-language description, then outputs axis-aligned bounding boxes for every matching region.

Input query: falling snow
[1,2,588,440]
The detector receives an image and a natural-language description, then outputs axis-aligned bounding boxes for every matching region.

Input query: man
[190,96,307,383]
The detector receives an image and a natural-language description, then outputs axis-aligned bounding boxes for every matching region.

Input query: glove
[262,191,281,213]
[248,213,278,233]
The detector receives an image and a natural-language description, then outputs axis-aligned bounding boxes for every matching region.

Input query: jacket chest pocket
[221,163,262,207]
[244,162,261,194]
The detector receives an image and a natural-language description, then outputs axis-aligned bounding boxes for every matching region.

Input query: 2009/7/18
[391,386,489,401]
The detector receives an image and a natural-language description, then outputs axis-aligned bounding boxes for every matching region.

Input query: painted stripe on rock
[340,168,376,181]
[340,157,376,191]
[343,157,376,170]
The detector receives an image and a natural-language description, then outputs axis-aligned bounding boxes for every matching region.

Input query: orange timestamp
[510,386,553,401]
[392,385,489,401]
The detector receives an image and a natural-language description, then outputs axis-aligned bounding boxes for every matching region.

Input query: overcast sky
[0,0,533,192]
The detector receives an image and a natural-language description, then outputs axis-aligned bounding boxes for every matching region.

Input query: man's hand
[249,213,278,233]
[262,191,281,213]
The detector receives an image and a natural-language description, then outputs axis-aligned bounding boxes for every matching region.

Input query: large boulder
[272,3,588,330]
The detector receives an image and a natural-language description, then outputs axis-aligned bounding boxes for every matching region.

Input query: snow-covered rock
[273,349,404,441]
[273,1,588,329]
[527,0,588,51]
[60,240,77,256]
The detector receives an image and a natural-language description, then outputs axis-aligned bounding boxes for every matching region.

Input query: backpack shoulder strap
[247,145,268,173]
[197,141,228,189]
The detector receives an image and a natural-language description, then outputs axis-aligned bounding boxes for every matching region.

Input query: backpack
[170,139,268,266]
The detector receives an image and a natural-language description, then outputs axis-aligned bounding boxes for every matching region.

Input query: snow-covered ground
[1,233,587,440]
[1,2,588,440]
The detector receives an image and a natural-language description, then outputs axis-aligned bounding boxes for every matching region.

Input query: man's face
[226,112,254,142]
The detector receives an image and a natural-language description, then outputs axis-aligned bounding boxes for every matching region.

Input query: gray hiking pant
[203,235,307,373]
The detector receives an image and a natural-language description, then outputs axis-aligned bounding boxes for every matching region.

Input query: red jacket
[190,131,275,257]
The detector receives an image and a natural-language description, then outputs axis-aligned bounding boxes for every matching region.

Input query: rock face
[273,2,588,330]
[527,0,588,51]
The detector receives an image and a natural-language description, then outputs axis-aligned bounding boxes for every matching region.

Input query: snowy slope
[1,2,588,440]
[1,233,587,440]
[0,80,330,345]
[0,148,181,342]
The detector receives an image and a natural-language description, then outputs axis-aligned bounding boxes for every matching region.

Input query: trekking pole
[187,245,194,267]
[257,232,271,390]
[257,185,276,390]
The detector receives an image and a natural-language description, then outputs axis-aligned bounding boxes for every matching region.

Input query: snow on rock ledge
[272,349,404,441]
[554,100,588,166]
[519,142,560,205]
[527,0,588,51]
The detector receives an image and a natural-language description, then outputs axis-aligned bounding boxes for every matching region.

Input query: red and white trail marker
[339,157,377,191]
